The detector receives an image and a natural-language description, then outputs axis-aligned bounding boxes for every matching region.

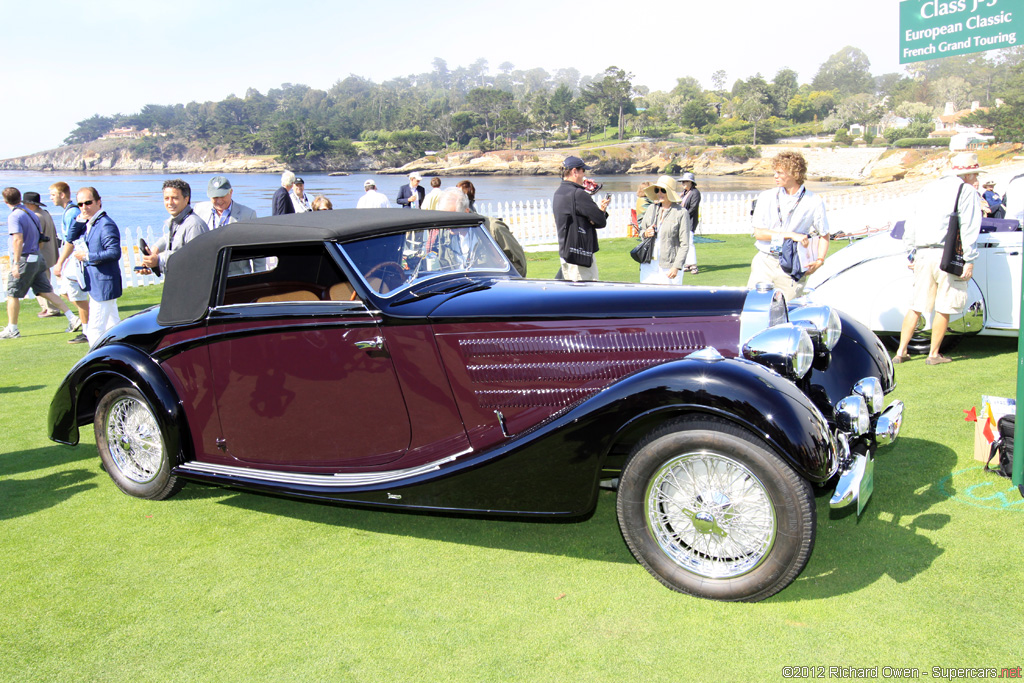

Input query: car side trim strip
[176,449,474,487]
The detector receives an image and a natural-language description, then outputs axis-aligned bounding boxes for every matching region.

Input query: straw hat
[644,175,682,203]
[949,152,980,176]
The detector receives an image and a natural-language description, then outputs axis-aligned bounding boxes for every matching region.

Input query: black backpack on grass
[986,415,1015,479]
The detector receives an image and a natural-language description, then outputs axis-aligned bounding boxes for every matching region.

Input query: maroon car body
[48,209,903,602]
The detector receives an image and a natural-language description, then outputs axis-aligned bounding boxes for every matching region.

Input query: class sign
[900,0,1019,63]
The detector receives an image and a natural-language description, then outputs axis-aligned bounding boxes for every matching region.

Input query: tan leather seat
[328,283,358,301]
[256,290,319,303]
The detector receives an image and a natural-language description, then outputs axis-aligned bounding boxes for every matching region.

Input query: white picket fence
[3,184,920,292]
[477,182,925,245]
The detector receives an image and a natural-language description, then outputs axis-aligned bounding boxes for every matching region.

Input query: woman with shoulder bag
[638,175,690,285]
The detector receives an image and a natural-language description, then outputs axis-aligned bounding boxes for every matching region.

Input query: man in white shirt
[290,177,312,213]
[892,152,982,365]
[356,179,391,209]
[747,151,831,300]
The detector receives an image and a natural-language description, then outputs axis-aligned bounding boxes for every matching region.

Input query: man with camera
[553,156,610,281]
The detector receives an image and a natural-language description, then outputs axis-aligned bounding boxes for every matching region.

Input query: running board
[176,449,473,488]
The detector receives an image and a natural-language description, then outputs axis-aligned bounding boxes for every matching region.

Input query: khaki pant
[561,258,599,282]
[910,248,968,316]
[747,250,806,300]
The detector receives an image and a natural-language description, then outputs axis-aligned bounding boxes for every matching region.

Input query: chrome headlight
[853,377,885,415]
[739,286,788,349]
[835,395,870,436]
[788,305,842,351]
[741,323,815,380]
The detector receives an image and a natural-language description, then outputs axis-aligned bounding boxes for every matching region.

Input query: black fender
[48,343,190,464]
[174,355,838,517]
[589,356,839,482]
[804,309,895,422]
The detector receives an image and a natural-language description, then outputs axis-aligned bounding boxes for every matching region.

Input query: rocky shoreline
[3,139,1020,185]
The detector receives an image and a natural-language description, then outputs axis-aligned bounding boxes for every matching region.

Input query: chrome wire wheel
[644,451,776,579]
[105,395,164,484]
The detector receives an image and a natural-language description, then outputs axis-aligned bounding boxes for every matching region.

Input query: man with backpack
[2,187,80,339]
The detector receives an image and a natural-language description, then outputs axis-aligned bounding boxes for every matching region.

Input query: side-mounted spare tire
[616,416,815,602]
[94,386,184,500]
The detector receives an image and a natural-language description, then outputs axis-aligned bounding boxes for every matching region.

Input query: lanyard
[775,186,806,233]
[211,203,232,229]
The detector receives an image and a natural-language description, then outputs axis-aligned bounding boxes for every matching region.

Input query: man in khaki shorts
[892,152,982,365]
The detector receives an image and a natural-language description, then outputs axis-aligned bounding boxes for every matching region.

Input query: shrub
[893,138,942,148]
[722,145,760,162]
[833,129,852,146]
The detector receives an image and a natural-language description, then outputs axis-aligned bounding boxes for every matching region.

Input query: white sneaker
[0,326,20,339]
[65,316,82,333]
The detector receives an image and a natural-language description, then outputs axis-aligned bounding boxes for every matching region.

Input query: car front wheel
[94,386,183,500]
[616,417,815,602]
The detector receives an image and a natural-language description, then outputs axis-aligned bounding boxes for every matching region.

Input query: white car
[802,218,1022,352]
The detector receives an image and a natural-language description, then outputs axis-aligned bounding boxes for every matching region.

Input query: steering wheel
[364,261,407,294]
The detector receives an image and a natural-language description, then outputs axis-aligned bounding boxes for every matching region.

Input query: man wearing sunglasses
[66,187,122,346]
[553,156,611,281]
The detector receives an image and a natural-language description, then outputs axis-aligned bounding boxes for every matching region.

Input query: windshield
[340,224,512,297]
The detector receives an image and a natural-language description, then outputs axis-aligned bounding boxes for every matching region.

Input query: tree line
[64,48,1024,167]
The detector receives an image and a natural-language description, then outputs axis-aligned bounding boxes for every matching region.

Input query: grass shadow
[214,486,634,565]
[0,446,102,520]
[0,385,46,394]
[775,436,957,601]
[0,444,97,477]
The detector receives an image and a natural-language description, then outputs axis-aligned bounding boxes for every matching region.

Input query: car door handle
[355,336,384,350]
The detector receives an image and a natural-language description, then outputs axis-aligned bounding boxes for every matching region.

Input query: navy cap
[563,156,590,170]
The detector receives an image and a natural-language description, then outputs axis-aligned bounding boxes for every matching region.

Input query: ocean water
[0,170,837,254]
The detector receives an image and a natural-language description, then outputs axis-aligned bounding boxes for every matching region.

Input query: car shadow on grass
[0,447,99,521]
[214,487,635,565]
[775,436,956,602]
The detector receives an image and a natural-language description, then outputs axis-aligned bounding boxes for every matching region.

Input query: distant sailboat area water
[0,170,840,254]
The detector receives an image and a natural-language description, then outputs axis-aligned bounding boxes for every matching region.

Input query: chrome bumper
[830,400,904,515]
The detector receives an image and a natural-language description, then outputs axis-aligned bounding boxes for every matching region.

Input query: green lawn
[2,240,1021,682]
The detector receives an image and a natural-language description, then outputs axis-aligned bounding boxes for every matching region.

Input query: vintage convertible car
[803,218,1022,352]
[49,210,903,602]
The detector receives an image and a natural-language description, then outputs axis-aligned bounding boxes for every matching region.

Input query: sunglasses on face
[653,188,666,194]
[77,200,95,207]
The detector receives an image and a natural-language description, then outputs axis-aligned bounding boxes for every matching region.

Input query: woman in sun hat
[637,175,690,285]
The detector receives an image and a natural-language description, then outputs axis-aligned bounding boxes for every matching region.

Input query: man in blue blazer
[273,171,296,215]
[396,172,425,209]
[68,187,122,346]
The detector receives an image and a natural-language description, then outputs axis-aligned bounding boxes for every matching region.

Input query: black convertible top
[158,209,484,325]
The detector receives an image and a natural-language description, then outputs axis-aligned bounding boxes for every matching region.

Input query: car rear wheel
[616,417,815,602]
[94,387,183,500]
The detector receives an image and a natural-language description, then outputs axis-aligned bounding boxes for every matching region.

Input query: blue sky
[1,0,910,160]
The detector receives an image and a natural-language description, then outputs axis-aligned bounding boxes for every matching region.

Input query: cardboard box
[974,395,1016,463]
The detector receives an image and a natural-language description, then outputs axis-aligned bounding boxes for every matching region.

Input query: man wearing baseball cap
[194,176,257,231]
[553,156,610,281]
[892,152,983,365]
[357,179,391,209]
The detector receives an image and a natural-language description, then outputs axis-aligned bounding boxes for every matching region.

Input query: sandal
[925,355,952,365]
[892,354,911,364]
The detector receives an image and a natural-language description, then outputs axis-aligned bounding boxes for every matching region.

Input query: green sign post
[900,0,1020,64]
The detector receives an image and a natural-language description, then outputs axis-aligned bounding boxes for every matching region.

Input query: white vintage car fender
[801,225,1020,338]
